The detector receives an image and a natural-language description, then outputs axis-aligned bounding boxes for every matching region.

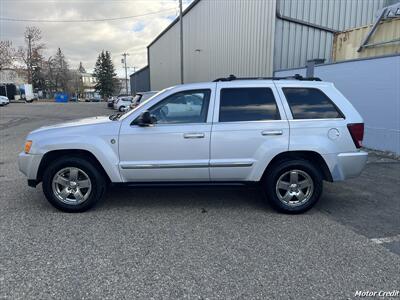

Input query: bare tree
[17,26,45,86]
[0,41,16,70]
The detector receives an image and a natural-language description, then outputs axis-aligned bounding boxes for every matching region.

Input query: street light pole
[179,0,184,84]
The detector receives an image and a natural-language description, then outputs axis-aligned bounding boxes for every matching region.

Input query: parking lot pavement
[0,102,399,299]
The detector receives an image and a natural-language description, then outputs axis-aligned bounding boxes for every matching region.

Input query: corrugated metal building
[147,0,394,90]
[130,66,150,93]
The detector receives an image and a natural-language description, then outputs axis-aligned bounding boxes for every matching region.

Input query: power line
[0,8,176,23]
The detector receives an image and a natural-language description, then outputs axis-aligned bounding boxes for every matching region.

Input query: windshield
[118,88,172,121]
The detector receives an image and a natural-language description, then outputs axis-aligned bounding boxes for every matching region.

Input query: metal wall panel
[274,18,334,70]
[149,0,276,90]
[274,55,400,154]
[274,0,389,70]
[149,24,180,91]
[277,0,388,31]
[130,66,150,93]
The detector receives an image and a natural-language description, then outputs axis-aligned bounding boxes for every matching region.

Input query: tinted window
[149,89,210,124]
[283,88,343,119]
[219,88,279,122]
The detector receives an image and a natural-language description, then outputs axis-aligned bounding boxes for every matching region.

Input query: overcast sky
[0,0,192,77]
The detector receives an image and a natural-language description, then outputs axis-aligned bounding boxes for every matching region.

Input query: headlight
[24,140,32,153]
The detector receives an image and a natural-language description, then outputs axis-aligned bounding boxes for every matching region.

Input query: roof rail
[213,74,321,82]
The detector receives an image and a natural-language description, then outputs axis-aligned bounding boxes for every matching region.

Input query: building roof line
[129,65,149,77]
[147,0,202,49]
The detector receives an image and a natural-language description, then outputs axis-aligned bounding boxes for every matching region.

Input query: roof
[147,0,202,48]
[129,65,149,78]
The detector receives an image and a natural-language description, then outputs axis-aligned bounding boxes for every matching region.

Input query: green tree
[93,50,116,98]
[53,47,69,91]
[78,61,86,73]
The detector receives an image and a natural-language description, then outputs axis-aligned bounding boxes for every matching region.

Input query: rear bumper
[18,152,43,182]
[323,151,368,181]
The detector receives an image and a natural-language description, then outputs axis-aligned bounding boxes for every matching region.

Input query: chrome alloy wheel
[275,169,314,207]
[52,167,92,205]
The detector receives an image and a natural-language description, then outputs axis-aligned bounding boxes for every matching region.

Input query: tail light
[347,123,364,148]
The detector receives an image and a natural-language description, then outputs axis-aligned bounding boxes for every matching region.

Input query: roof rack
[213,74,321,82]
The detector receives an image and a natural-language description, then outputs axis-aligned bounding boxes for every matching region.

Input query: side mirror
[134,110,155,126]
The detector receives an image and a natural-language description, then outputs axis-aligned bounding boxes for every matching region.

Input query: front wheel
[42,156,106,212]
[118,106,125,112]
[263,159,323,214]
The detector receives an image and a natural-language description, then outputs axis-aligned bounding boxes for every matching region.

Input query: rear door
[210,81,289,181]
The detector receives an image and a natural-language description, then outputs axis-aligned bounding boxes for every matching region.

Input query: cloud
[132,21,145,32]
[0,0,192,77]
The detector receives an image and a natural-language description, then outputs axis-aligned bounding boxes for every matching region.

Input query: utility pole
[179,0,184,84]
[27,34,33,85]
[122,53,129,94]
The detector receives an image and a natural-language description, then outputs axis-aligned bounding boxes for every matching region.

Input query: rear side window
[219,88,280,122]
[282,88,343,119]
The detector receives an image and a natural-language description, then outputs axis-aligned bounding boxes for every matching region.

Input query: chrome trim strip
[120,162,254,169]
[121,163,208,169]
[210,162,253,168]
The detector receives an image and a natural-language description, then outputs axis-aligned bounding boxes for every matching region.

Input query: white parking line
[371,234,400,245]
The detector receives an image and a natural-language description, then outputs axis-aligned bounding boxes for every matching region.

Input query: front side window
[219,88,280,122]
[148,89,210,124]
[282,88,343,119]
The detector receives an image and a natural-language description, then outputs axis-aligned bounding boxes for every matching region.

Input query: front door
[118,87,215,182]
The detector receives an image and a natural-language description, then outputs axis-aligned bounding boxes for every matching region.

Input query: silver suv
[19,75,367,213]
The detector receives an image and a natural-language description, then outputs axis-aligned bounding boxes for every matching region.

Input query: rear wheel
[42,156,106,212]
[263,159,323,213]
[119,106,125,112]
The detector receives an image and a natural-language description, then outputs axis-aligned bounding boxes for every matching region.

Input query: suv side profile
[18,75,367,213]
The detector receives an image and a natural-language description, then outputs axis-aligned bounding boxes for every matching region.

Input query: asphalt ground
[0,102,399,299]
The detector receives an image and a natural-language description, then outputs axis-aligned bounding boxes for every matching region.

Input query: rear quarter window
[282,87,344,119]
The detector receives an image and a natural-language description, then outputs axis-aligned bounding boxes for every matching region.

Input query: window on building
[148,89,211,124]
[282,88,343,119]
[219,88,280,122]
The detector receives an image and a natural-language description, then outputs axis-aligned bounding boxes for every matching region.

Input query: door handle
[183,132,205,139]
[261,130,283,136]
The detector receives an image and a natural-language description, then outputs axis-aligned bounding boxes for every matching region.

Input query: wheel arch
[261,151,333,182]
[37,149,112,184]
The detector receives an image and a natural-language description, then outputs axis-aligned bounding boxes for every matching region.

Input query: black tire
[118,106,125,112]
[42,156,106,212]
[262,159,323,214]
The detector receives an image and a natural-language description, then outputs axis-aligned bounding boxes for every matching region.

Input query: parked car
[107,96,117,108]
[0,95,10,106]
[18,75,367,213]
[128,91,158,110]
[113,96,134,112]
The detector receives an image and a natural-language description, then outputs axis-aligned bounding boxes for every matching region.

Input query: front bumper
[18,152,43,182]
[323,151,368,181]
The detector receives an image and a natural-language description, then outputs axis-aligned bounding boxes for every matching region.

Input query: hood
[31,115,113,133]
